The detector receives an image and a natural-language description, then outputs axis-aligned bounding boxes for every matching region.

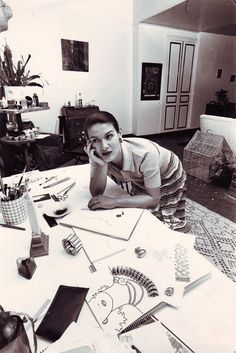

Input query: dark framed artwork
[61,39,89,72]
[141,63,162,100]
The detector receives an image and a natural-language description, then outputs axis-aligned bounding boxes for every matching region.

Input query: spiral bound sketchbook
[59,208,144,241]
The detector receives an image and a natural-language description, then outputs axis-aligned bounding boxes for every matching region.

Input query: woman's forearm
[115,194,159,209]
[89,164,108,196]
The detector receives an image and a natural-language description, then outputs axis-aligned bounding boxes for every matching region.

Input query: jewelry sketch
[87,266,158,333]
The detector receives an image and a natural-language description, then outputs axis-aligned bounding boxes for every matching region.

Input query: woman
[83,111,190,232]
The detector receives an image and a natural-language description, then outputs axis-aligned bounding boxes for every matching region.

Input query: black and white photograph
[0,1,236,353]
[61,38,89,72]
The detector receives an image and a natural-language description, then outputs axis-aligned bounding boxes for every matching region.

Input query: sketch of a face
[88,290,113,325]
[88,277,144,326]
[0,1,12,32]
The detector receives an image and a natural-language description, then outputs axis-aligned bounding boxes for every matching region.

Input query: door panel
[180,44,195,93]
[166,95,177,103]
[167,42,182,93]
[177,105,188,128]
[164,105,176,130]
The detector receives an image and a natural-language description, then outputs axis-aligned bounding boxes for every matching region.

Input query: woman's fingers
[88,195,107,210]
[88,196,101,209]
[88,195,115,210]
[84,140,93,155]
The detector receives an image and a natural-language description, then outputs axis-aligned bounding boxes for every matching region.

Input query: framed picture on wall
[141,62,162,100]
[61,39,89,72]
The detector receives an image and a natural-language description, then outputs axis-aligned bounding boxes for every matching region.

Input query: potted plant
[0,43,48,102]
[215,89,229,105]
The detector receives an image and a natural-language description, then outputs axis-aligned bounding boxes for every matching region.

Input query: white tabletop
[0,165,236,353]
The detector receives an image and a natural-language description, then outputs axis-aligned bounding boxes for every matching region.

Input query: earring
[119,137,123,143]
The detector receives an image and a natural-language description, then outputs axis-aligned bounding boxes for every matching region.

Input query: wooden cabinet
[59,106,99,149]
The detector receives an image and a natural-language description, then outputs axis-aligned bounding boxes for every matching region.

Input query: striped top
[107,137,172,192]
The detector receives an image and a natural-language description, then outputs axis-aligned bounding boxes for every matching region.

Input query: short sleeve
[140,148,161,188]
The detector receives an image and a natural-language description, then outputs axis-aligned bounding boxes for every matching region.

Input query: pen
[131,345,142,353]
[0,170,4,193]
[39,175,57,186]
[0,223,26,231]
[43,177,70,189]
[93,248,126,264]
[17,165,27,187]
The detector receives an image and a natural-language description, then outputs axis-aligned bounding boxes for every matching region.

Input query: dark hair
[83,111,120,138]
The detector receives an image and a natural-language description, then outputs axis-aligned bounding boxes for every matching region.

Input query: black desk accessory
[17,256,37,279]
[36,285,89,342]
[25,178,49,257]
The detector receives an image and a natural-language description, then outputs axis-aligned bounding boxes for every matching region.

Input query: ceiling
[142,0,236,36]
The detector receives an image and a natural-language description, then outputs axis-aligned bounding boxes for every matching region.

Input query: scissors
[51,182,76,201]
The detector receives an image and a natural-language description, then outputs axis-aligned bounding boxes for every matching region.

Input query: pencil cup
[0,193,27,225]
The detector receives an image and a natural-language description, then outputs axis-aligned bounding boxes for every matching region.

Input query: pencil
[0,170,4,193]
[17,165,27,187]
[93,248,126,263]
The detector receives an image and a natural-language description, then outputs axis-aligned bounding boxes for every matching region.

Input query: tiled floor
[143,130,236,223]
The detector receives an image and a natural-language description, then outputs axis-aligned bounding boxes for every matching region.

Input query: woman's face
[87,122,122,164]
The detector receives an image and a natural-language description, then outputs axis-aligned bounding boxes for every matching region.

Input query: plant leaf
[28,82,43,88]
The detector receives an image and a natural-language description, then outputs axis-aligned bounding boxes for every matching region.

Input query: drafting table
[0,165,235,353]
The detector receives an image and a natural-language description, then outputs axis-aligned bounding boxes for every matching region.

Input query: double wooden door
[161,37,196,132]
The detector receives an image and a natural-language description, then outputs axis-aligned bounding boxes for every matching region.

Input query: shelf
[0,106,50,114]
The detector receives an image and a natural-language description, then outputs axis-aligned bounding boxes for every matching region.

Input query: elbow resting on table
[89,183,106,197]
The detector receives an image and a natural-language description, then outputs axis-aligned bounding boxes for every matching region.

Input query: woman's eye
[106,134,113,140]
[92,138,99,144]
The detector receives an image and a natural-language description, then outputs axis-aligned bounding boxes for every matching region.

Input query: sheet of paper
[60,208,144,241]
[119,321,174,353]
[84,238,210,335]
[42,322,132,353]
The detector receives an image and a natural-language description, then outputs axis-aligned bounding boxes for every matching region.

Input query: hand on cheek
[84,141,106,167]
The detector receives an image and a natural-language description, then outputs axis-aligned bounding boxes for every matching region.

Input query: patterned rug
[186,199,236,282]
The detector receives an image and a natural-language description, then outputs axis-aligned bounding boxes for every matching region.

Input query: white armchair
[200,114,236,155]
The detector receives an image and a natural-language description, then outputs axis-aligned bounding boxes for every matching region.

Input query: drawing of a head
[88,266,158,328]
[88,287,113,325]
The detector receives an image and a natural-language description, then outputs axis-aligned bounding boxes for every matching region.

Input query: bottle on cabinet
[74,94,78,108]
[74,92,83,108]
[32,93,39,107]
[78,92,83,108]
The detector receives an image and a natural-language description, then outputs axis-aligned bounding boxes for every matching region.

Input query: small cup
[0,193,27,225]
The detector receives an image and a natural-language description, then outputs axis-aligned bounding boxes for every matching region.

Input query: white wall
[133,0,183,24]
[133,24,166,135]
[133,23,236,134]
[1,0,133,133]
[191,32,236,128]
